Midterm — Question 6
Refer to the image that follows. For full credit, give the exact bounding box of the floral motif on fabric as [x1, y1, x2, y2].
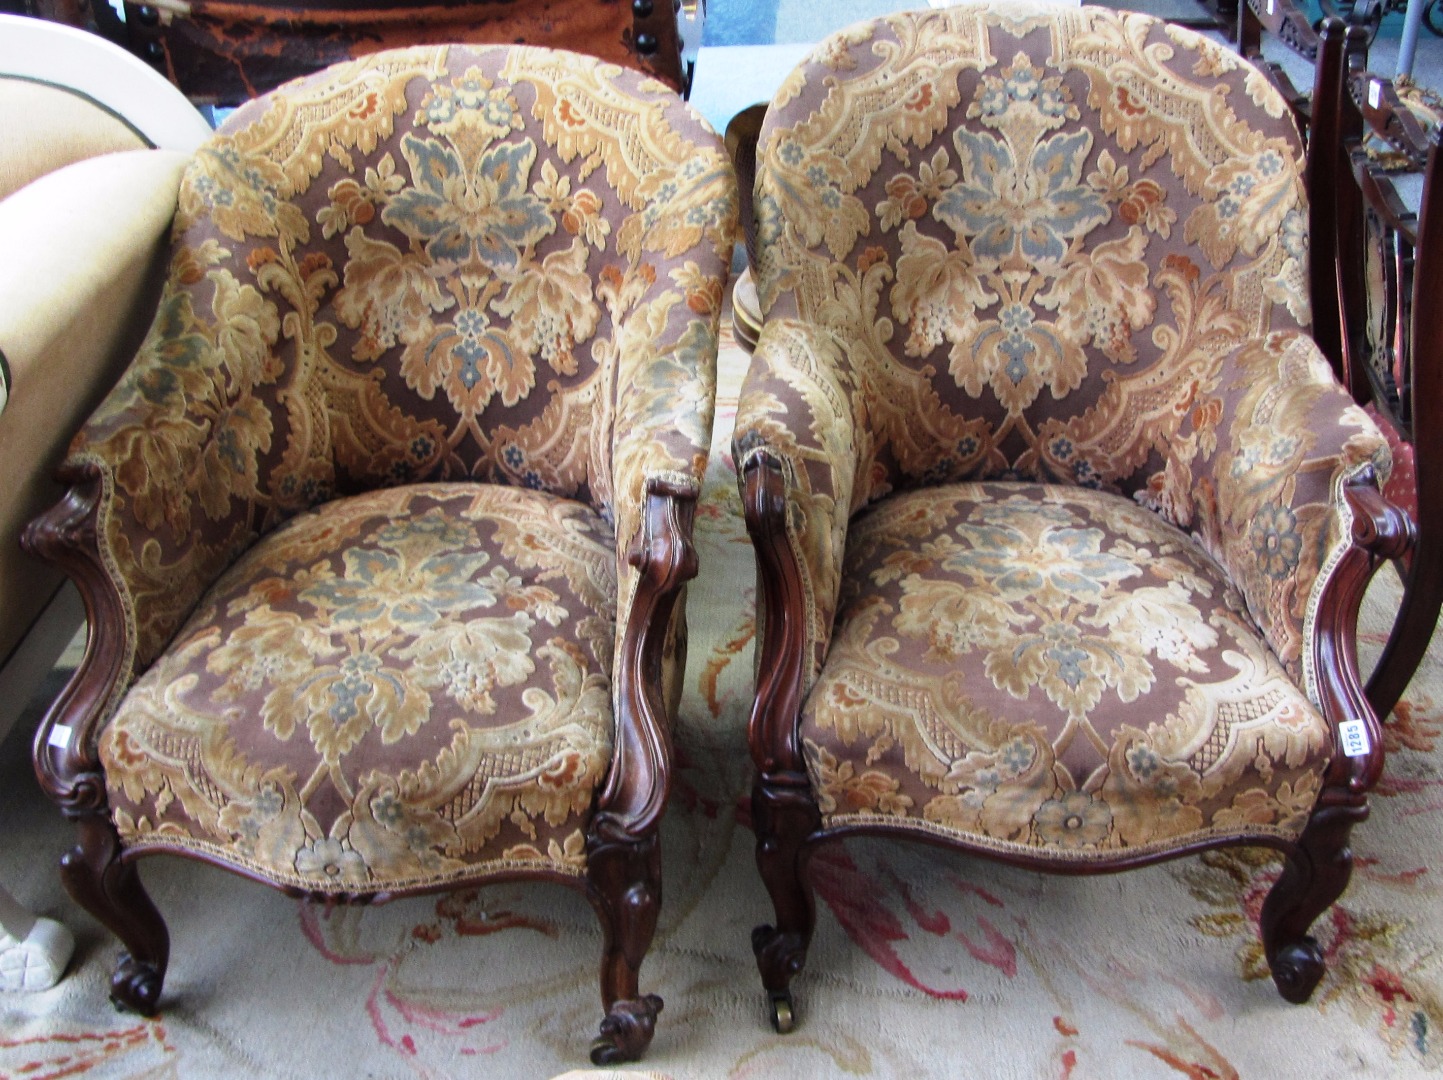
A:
[67, 45, 735, 679]
[737, 5, 1389, 690]
[100, 484, 616, 888]
[800, 483, 1332, 856]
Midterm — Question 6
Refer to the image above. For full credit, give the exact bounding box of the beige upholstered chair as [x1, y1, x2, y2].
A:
[25, 44, 735, 1062]
[0, 12, 210, 734]
[0, 11, 210, 991]
[733, 4, 1405, 1032]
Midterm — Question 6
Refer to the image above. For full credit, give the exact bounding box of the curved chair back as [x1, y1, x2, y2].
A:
[754, 4, 1311, 505]
[64, 44, 734, 674]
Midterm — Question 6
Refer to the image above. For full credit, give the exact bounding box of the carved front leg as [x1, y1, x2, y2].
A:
[585, 824, 663, 1064]
[580, 482, 698, 1062]
[24, 473, 169, 1012]
[1260, 800, 1368, 1003]
[751, 770, 822, 1033]
[61, 813, 170, 1013]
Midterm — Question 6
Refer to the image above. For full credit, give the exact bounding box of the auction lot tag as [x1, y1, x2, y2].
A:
[1339, 718, 1371, 758]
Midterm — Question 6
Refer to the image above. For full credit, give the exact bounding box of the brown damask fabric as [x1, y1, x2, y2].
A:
[102, 484, 615, 888]
[736, 4, 1388, 687]
[67, 45, 735, 683]
[733, 5, 1390, 855]
[58, 45, 734, 889]
[801, 483, 1331, 856]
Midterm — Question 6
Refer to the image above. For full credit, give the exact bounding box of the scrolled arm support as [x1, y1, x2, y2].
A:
[1347, 473, 1414, 560]
[593, 476, 700, 842]
[1312, 471, 1407, 798]
[740, 451, 810, 778]
[21, 463, 132, 819]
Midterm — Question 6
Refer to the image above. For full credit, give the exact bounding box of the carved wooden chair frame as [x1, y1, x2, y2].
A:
[27, 470, 700, 1062]
[741, 455, 1406, 1030]
[20, 43, 734, 1064]
[734, 8, 1409, 1034]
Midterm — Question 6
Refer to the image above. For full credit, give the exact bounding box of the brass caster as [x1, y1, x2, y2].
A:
[768, 991, 795, 1034]
[589, 1035, 621, 1066]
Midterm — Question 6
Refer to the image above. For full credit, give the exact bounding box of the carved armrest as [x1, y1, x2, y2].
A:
[1309, 475, 1411, 799]
[594, 478, 700, 841]
[23, 466, 133, 817]
[732, 318, 862, 775]
[1345, 42, 1430, 171]
[599, 233, 731, 838]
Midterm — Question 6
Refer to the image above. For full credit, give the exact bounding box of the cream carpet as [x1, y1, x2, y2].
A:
[1, 312, 1440, 1079]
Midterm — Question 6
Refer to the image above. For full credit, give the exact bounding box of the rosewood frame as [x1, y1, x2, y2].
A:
[740, 450, 1407, 1032]
[23, 468, 699, 1064]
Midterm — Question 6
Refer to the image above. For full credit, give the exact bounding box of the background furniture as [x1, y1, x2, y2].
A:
[23, 42, 734, 1062]
[1308, 19, 1441, 719]
[108, 0, 697, 104]
[734, 4, 1404, 1033]
[1238, 0, 1319, 131]
[0, 11, 210, 991]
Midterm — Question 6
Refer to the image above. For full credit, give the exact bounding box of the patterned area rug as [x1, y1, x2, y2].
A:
[1, 310, 1440, 1079]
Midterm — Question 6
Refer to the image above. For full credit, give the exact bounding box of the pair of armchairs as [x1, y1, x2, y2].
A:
[24, 4, 1401, 1063]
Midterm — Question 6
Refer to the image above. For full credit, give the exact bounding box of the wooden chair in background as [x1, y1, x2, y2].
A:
[1309, 19, 1441, 719]
[109, 0, 695, 104]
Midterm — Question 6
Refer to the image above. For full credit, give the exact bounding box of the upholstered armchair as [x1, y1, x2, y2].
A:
[733, 4, 1405, 1033]
[24, 44, 735, 1063]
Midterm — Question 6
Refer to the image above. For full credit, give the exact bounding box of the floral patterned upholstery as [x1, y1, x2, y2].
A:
[736, 5, 1390, 856]
[803, 483, 1331, 857]
[25, 46, 733, 1056]
[59, 45, 735, 890]
[26, 43, 734, 1060]
[102, 484, 617, 888]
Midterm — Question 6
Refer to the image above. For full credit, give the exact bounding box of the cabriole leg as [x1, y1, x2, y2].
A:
[60, 813, 169, 1014]
[585, 830, 663, 1064]
[1259, 801, 1368, 1003]
[750, 773, 821, 1034]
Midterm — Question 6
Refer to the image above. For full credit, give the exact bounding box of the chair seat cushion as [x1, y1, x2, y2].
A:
[801, 483, 1333, 862]
[100, 483, 618, 892]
